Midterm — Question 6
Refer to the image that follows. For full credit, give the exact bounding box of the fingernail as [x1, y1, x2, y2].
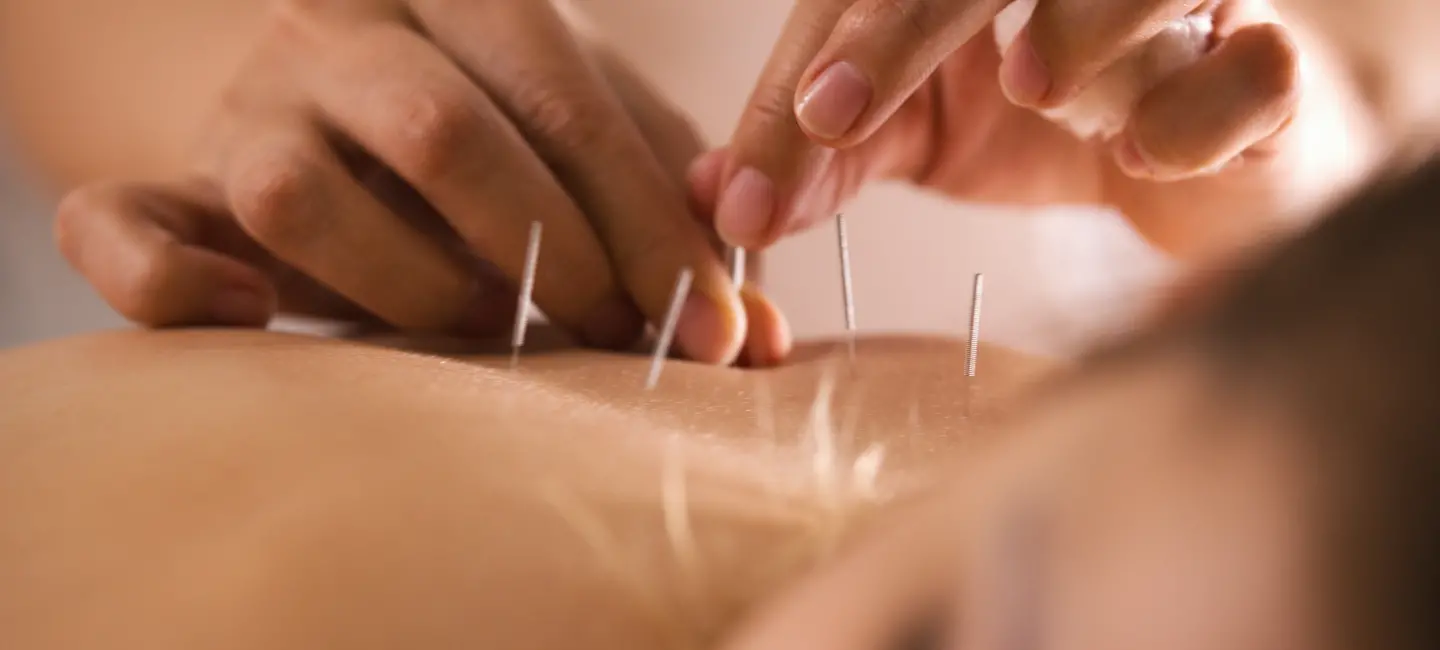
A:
[716, 166, 776, 247]
[1000, 38, 1052, 107]
[210, 288, 269, 325]
[797, 61, 873, 140]
[580, 299, 645, 350]
[1114, 135, 1155, 178]
[675, 291, 736, 365]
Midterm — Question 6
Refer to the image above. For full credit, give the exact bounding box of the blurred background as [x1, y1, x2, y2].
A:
[0, 0, 1169, 354]
[1, 130, 128, 345]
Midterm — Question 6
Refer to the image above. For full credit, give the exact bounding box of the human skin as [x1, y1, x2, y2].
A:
[0, 329, 1049, 650]
[705, 0, 1439, 260]
[8, 1, 1436, 369]
[0, 328, 1332, 650]
[1, 0, 757, 364]
[717, 156, 1440, 650]
[720, 351, 1327, 650]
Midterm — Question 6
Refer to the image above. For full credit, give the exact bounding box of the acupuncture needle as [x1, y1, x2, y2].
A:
[966, 273, 985, 378]
[836, 214, 858, 361]
[646, 267, 694, 390]
[509, 221, 543, 370]
[729, 246, 747, 288]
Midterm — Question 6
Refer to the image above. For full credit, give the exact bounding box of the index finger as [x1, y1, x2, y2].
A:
[717, 0, 854, 249]
[722, 0, 1018, 251]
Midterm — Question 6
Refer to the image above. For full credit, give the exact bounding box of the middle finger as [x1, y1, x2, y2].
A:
[409, 0, 746, 365]
[301, 22, 644, 348]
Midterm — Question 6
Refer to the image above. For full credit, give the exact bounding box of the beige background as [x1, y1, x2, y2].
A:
[0, 0, 1168, 353]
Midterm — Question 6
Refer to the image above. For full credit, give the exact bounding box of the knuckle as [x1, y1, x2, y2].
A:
[385, 89, 479, 181]
[265, 0, 327, 47]
[745, 80, 803, 127]
[230, 154, 327, 249]
[521, 87, 618, 153]
[869, 0, 934, 41]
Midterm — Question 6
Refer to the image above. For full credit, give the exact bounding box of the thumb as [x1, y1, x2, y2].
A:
[792, 0, 1009, 147]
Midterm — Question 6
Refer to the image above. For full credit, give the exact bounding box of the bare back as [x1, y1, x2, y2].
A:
[0, 330, 1049, 650]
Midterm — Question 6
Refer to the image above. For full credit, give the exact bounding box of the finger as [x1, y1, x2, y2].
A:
[590, 46, 741, 269]
[409, 0, 745, 364]
[589, 44, 708, 189]
[590, 45, 795, 366]
[220, 117, 483, 333]
[694, 149, 795, 367]
[1004, 0, 1207, 109]
[55, 181, 278, 327]
[685, 145, 793, 367]
[736, 283, 793, 368]
[687, 148, 729, 219]
[1113, 22, 1300, 180]
[717, 0, 854, 250]
[591, 50, 748, 273]
[792, 0, 1008, 147]
[297, 24, 642, 349]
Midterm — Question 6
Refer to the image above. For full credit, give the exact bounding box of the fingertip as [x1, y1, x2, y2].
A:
[1226, 22, 1302, 103]
[675, 285, 746, 366]
[119, 246, 273, 328]
[740, 283, 792, 367]
[716, 166, 778, 248]
[1125, 20, 1301, 180]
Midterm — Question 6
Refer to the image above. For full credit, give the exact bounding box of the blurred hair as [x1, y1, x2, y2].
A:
[1149, 157, 1440, 650]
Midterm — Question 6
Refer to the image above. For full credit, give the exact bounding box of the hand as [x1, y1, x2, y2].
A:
[55, 0, 789, 365]
[698, 0, 1376, 260]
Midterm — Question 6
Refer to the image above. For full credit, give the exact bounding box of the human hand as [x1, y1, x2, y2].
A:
[698, 0, 1372, 260]
[55, 0, 789, 365]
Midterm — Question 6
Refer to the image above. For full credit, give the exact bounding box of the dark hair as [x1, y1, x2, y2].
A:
[1180, 157, 1440, 650]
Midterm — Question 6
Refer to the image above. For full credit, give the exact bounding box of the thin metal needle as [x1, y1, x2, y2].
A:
[510, 221, 543, 370]
[966, 273, 985, 377]
[728, 246, 747, 288]
[646, 267, 694, 390]
[836, 214, 858, 361]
